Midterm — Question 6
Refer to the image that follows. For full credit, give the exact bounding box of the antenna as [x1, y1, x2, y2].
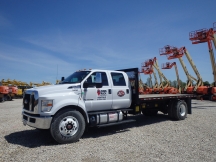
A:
[56, 64, 58, 80]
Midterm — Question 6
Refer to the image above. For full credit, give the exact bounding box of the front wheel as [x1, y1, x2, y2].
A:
[50, 110, 85, 144]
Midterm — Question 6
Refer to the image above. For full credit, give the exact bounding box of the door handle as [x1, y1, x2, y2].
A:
[126, 89, 129, 94]
[108, 89, 112, 94]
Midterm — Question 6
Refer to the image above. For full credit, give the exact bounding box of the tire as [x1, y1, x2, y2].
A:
[50, 110, 85, 144]
[7, 95, 12, 101]
[0, 97, 3, 103]
[142, 109, 158, 116]
[4, 96, 7, 101]
[172, 100, 187, 120]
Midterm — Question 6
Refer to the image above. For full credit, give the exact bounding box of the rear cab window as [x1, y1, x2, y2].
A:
[111, 72, 126, 86]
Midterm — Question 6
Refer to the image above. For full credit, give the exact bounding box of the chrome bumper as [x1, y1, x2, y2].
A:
[22, 111, 52, 129]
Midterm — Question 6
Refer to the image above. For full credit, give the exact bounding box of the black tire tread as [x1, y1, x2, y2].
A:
[50, 110, 85, 144]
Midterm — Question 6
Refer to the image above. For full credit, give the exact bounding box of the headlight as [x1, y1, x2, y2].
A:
[41, 100, 53, 112]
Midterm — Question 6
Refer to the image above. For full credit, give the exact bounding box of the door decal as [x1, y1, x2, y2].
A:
[117, 90, 125, 97]
[97, 89, 107, 100]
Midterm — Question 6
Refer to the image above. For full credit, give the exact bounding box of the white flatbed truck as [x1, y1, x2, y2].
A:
[22, 68, 194, 144]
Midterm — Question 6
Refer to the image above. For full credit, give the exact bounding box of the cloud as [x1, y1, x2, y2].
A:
[0, 43, 80, 83]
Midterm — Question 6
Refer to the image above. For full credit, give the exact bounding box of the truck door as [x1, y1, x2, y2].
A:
[110, 72, 131, 109]
[82, 71, 112, 112]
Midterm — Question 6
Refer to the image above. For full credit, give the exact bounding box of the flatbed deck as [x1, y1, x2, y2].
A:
[139, 94, 195, 100]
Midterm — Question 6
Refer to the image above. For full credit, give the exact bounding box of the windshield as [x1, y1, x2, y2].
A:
[59, 71, 91, 84]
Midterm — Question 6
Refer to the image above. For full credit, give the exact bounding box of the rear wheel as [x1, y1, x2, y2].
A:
[172, 100, 187, 120]
[50, 110, 85, 144]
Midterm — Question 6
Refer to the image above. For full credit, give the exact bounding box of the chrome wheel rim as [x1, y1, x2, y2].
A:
[179, 104, 186, 116]
[59, 116, 79, 137]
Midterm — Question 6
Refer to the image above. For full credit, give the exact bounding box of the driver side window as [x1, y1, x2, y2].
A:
[86, 72, 108, 87]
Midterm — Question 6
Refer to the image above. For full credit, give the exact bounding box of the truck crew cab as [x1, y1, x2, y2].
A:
[22, 68, 193, 144]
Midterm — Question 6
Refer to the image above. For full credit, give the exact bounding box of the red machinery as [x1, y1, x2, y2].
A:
[162, 62, 182, 93]
[0, 83, 9, 102]
[142, 57, 178, 94]
[160, 45, 203, 94]
[1, 79, 18, 101]
[189, 22, 216, 100]
[140, 66, 154, 94]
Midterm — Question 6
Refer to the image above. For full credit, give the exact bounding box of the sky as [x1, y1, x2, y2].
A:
[0, 0, 216, 85]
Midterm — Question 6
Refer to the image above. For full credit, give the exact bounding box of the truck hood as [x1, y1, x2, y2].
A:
[26, 84, 81, 96]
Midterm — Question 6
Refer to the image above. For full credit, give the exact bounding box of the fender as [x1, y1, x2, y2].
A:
[40, 92, 88, 122]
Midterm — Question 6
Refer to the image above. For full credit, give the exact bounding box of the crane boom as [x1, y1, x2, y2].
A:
[151, 57, 170, 88]
[152, 68, 159, 89]
[183, 48, 203, 87]
[142, 62, 159, 89]
[178, 57, 193, 91]
[160, 45, 203, 92]
[213, 22, 216, 48]
[162, 62, 182, 93]
[188, 22, 216, 100]
[189, 24, 216, 86]
[174, 63, 181, 93]
[149, 74, 153, 88]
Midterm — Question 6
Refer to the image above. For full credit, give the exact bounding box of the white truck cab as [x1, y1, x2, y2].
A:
[22, 69, 132, 144]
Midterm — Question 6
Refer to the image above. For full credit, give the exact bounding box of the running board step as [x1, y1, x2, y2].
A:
[97, 119, 136, 128]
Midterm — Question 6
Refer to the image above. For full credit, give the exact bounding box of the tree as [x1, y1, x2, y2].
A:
[180, 80, 186, 89]
[171, 80, 177, 88]
[203, 81, 210, 86]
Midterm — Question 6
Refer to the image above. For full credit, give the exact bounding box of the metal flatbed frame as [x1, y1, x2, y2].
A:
[139, 94, 195, 100]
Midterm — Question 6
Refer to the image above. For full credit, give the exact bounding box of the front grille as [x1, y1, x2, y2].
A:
[31, 94, 35, 112]
[23, 93, 36, 112]
[23, 94, 30, 110]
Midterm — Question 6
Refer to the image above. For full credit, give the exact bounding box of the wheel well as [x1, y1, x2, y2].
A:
[53, 105, 88, 124]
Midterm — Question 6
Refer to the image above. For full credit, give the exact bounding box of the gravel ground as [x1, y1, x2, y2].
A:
[0, 99, 216, 162]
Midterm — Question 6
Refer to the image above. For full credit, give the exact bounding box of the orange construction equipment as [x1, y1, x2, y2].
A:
[1, 79, 18, 101]
[160, 45, 200, 94]
[138, 70, 153, 94]
[142, 57, 178, 94]
[189, 22, 216, 100]
[0, 82, 9, 102]
[142, 62, 162, 93]
[162, 62, 182, 93]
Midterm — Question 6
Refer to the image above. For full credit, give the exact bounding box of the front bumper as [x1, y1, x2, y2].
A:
[22, 111, 52, 129]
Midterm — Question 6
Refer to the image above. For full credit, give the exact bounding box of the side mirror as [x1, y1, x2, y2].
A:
[61, 77, 65, 81]
[83, 81, 88, 88]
